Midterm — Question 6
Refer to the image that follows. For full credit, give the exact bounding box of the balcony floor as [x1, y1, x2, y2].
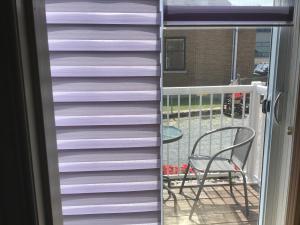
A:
[164, 183, 259, 225]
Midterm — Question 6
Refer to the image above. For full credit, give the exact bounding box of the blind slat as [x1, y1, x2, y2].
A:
[48, 40, 160, 51]
[46, 12, 160, 25]
[55, 114, 160, 126]
[51, 66, 160, 77]
[59, 159, 160, 172]
[53, 91, 160, 102]
[61, 181, 160, 194]
[62, 202, 160, 215]
[57, 137, 160, 150]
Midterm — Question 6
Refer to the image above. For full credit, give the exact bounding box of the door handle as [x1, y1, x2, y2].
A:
[274, 92, 283, 125]
[262, 99, 271, 114]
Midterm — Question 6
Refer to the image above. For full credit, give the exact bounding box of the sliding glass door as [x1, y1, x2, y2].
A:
[162, 1, 299, 224]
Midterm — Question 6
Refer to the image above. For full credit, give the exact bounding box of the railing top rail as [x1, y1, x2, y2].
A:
[163, 85, 254, 95]
[256, 85, 268, 95]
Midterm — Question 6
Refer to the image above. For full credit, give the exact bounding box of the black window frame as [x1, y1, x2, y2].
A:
[164, 37, 186, 72]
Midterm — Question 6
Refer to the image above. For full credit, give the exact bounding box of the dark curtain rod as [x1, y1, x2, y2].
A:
[164, 6, 294, 23]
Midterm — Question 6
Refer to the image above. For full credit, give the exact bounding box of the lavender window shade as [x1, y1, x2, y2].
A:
[165, 0, 294, 26]
[45, 0, 161, 224]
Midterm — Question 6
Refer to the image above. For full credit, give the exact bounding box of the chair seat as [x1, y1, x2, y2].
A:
[189, 156, 239, 172]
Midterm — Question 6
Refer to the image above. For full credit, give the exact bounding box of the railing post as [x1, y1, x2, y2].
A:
[247, 81, 264, 183]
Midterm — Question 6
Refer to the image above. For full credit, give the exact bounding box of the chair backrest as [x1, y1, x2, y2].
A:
[231, 127, 255, 170]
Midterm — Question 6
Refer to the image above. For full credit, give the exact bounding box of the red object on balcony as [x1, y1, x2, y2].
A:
[234, 92, 242, 100]
[181, 164, 194, 173]
[163, 165, 179, 175]
[163, 164, 195, 175]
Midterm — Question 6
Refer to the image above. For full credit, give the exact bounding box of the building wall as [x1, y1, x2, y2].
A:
[163, 29, 256, 87]
[237, 29, 257, 84]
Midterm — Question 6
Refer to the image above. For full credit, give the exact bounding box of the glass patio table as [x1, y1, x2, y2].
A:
[163, 126, 183, 206]
[163, 125, 183, 144]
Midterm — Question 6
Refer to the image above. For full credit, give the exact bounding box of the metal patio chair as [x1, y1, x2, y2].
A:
[179, 126, 255, 219]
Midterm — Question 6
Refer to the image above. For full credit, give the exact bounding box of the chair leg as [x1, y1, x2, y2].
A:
[241, 172, 249, 216]
[189, 176, 205, 219]
[228, 171, 233, 195]
[179, 162, 190, 194]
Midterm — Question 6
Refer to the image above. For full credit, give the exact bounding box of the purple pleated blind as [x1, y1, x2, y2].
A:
[164, 0, 294, 25]
[45, 0, 161, 224]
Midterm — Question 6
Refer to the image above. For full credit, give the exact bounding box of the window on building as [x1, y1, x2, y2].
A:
[164, 38, 186, 71]
[255, 28, 272, 58]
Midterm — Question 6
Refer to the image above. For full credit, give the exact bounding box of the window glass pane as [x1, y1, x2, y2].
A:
[165, 38, 185, 71]
[166, 52, 185, 70]
[164, 27, 272, 85]
[256, 28, 272, 58]
[163, 27, 274, 224]
[166, 39, 185, 51]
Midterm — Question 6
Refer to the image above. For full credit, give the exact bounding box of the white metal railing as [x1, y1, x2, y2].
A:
[163, 82, 267, 183]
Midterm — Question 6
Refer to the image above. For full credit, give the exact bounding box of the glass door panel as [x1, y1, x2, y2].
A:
[162, 24, 297, 225]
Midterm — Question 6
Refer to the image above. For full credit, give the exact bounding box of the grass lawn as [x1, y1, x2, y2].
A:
[163, 104, 221, 113]
[163, 94, 223, 113]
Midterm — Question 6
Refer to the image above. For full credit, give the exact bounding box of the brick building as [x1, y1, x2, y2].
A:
[163, 28, 257, 87]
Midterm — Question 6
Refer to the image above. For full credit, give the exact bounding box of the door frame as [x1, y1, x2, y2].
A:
[12, 0, 63, 224]
[285, 0, 300, 224]
[285, 88, 300, 225]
